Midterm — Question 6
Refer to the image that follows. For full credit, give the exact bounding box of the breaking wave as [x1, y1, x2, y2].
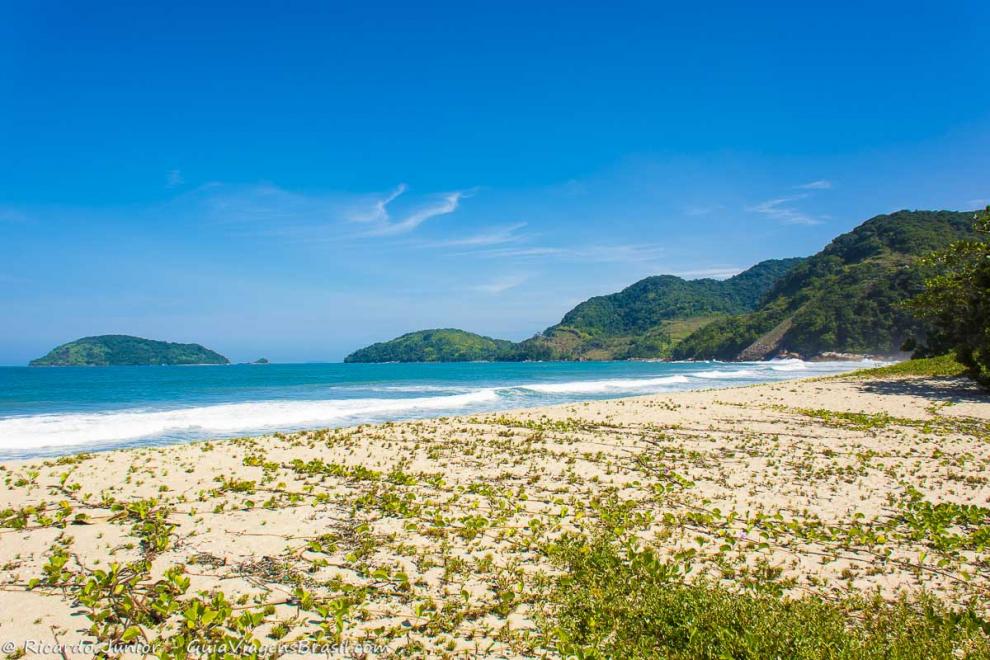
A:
[515, 375, 691, 394]
[0, 390, 499, 451]
[0, 357, 886, 456]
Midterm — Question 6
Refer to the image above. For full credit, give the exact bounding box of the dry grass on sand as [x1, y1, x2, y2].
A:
[2, 368, 990, 657]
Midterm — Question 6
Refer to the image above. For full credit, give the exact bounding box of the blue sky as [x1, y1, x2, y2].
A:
[1, 1, 989, 364]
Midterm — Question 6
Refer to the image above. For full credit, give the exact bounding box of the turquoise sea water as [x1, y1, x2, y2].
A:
[0, 359, 879, 459]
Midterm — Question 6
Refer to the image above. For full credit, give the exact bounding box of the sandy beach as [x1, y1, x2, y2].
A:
[1, 369, 989, 657]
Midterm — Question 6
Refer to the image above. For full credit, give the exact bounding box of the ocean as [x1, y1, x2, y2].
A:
[0, 359, 880, 459]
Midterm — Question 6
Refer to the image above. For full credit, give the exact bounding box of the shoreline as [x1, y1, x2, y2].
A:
[1, 369, 987, 655]
[0, 376, 784, 465]
[0, 358, 883, 461]
[11, 350, 900, 368]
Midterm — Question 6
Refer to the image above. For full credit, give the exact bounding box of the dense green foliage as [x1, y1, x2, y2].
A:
[844, 353, 967, 379]
[346, 210, 980, 363]
[673, 211, 978, 360]
[508, 258, 803, 360]
[345, 261, 802, 362]
[544, 528, 990, 658]
[558, 258, 802, 334]
[29, 335, 230, 366]
[906, 208, 990, 385]
[343, 329, 514, 363]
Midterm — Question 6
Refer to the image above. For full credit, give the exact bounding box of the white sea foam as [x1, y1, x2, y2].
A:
[516, 375, 690, 394]
[359, 385, 469, 393]
[0, 390, 499, 451]
[691, 369, 758, 379]
[767, 359, 809, 372]
[0, 359, 891, 456]
[330, 383, 468, 393]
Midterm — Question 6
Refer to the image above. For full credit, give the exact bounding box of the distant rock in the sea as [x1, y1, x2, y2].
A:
[254, 358, 270, 364]
[29, 335, 230, 367]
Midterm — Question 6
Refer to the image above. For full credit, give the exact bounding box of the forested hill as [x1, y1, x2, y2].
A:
[343, 329, 514, 363]
[30, 335, 230, 366]
[344, 259, 803, 362]
[506, 258, 803, 360]
[344, 210, 978, 363]
[672, 210, 978, 360]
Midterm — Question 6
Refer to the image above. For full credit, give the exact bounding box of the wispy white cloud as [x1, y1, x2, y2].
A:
[669, 266, 744, 279]
[795, 179, 832, 190]
[191, 182, 319, 226]
[470, 246, 565, 259]
[585, 243, 667, 263]
[360, 189, 465, 237]
[174, 181, 467, 240]
[470, 273, 530, 294]
[346, 183, 407, 223]
[683, 204, 723, 217]
[166, 169, 185, 188]
[467, 242, 665, 263]
[748, 193, 823, 226]
[417, 222, 528, 249]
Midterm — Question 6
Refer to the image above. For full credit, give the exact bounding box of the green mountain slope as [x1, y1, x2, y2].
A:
[30, 335, 230, 366]
[672, 210, 978, 360]
[507, 258, 803, 360]
[344, 329, 514, 363]
[344, 259, 802, 362]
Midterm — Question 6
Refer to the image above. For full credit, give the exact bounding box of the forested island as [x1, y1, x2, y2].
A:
[344, 329, 513, 363]
[29, 335, 230, 366]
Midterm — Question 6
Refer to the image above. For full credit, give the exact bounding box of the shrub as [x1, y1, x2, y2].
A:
[541, 531, 990, 658]
[908, 207, 990, 385]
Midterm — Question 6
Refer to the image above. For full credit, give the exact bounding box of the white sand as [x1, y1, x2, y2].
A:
[0, 372, 987, 657]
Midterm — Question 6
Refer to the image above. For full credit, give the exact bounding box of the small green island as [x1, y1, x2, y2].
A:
[29, 335, 230, 367]
[344, 329, 514, 362]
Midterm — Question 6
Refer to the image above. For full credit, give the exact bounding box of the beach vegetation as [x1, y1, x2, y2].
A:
[907, 207, 990, 385]
[845, 353, 967, 378]
[541, 526, 990, 659]
[5, 373, 990, 656]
